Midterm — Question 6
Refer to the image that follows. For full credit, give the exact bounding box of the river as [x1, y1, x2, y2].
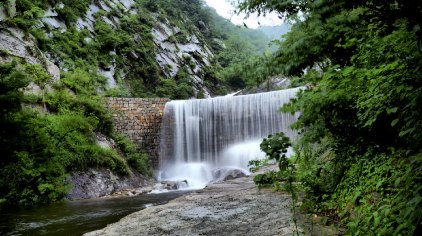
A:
[0, 191, 189, 236]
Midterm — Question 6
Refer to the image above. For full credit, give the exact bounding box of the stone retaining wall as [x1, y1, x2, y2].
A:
[106, 98, 170, 168]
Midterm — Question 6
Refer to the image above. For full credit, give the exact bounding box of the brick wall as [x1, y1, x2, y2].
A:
[106, 98, 170, 168]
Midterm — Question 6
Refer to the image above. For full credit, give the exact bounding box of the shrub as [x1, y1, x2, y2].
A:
[113, 133, 152, 176]
[127, 153, 153, 177]
[253, 171, 281, 187]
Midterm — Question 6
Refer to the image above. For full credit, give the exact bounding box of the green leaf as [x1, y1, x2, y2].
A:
[394, 177, 402, 187]
[376, 181, 383, 189]
[373, 212, 380, 227]
[387, 107, 398, 114]
[391, 119, 399, 127]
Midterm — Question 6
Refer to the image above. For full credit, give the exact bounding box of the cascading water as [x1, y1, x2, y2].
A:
[158, 87, 302, 189]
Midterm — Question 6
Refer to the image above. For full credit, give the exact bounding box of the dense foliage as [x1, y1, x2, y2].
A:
[239, 0, 422, 234]
[0, 61, 141, 207]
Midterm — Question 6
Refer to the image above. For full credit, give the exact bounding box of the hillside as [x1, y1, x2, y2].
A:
[258, 23, 291, 41]
[1, 0, 271, 98]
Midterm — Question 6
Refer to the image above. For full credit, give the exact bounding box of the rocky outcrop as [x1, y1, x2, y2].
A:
[67, 168, 154, 200]
[0, 28, 41, 64]
[0, 27, 60, 82]
[1, 0, 221, 96]
[0, 26, 60, 98]
[33, 0, 216, 93]
[152, 19, 213, 98]
[39, 0, 137, 88]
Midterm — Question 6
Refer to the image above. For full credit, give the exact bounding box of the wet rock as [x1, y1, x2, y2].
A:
[212, 167, 249, 182]
[110, 186, 153, 198]
[67, 168, 154, 200]
[153, 180, 188, 191]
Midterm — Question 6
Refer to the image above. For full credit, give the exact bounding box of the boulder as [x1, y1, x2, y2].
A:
[160, 180, 188, 190]
[212, 167, 249, 182]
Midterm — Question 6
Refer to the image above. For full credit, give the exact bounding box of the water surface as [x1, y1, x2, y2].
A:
[0, 191, 188, 236]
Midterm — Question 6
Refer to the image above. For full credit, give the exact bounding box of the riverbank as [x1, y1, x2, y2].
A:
[84, 165, 300, 236]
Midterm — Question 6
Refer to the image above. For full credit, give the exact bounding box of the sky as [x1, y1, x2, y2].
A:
[204, 0, 283, 29]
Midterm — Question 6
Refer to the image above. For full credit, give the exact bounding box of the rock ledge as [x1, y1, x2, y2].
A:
[84, 165, 301, 236]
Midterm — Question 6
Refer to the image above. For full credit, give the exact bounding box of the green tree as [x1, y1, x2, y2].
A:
[0, 61, 31, 160]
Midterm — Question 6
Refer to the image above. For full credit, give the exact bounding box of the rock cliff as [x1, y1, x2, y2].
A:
[0, 0, 219, 98]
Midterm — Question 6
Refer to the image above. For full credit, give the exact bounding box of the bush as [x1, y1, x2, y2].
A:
[127, 153, 152, 177]
[1, 151, 69, 207]
[332, 153, 422, 234]
[253, 171, 281, 187]
[251, 132, 293, 188]
[113, 134, 152, 176]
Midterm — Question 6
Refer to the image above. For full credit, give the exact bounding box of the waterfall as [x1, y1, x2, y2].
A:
[158, 87, 302, 189]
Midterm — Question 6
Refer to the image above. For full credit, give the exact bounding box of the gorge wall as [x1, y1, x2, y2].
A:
[106, 97, 170, 167]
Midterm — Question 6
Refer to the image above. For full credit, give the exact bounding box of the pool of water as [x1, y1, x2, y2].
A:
[0, 191, 189, 236]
